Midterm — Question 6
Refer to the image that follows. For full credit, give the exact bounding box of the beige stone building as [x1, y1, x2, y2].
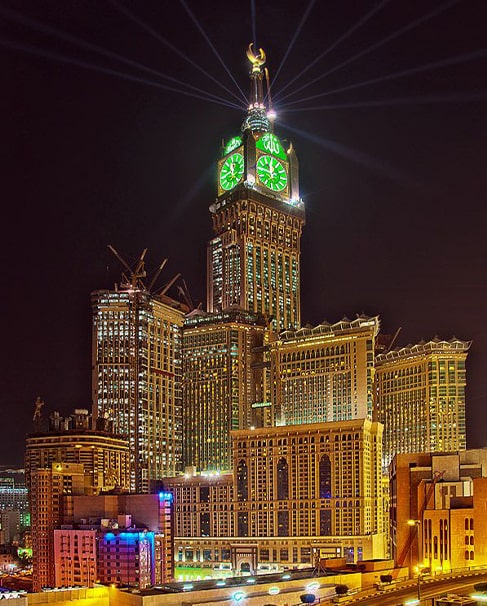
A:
[270, 315, 379, 426]
[376, 338, 470, 468]
[182, 309, 267, 472]
[164, 418, 387, 569]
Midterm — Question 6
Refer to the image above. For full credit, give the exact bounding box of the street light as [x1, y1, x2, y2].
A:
[408, 520, 423, 604]
[407, 520, 422, 578]
[413, 565, 424, 604]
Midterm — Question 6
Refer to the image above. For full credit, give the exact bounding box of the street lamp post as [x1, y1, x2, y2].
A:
[407, 519, 423, 604]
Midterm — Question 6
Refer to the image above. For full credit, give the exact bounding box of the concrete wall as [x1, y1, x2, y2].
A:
[108, 573, 361, 606]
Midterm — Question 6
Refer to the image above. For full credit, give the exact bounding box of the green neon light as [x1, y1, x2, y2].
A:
[220, 152, 244, 191]
[223, 136, 242, 155]
[256, 155, 288, 192]
[256, 133, 286, 160]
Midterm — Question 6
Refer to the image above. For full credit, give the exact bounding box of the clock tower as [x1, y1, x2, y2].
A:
[208, 45, 305, 330]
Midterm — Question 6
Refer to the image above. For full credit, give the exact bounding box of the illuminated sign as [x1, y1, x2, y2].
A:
[256, 133, 287, 160]
[224, 136, 242, 155]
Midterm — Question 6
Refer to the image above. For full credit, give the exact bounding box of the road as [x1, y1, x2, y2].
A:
[346, 571, 487, 606]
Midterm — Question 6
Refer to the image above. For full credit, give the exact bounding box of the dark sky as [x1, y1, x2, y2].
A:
[2, 0, 486, 465]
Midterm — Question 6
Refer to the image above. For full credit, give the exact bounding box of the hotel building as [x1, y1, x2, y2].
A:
[182, 309, 267, 471]
[92, 287, 186, 492]
[376, 337, 470, 468]
[164, 419, 387, 568]
[270, 315, 379, 426]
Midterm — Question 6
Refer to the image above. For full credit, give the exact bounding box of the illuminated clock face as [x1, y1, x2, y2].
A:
[219, 152, 244, 191]
[256, 155, 288, 192]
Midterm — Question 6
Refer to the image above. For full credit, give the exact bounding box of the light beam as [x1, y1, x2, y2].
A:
[273, 0, 389, 99]
[111, 0, 246, 107]
[0, 4, 242, 110]
[179, 0, 248, 104]
[280, 121, 420, 187]
[282, 90, 487, 112]
[281, 49, 487, 107]
[277, 0, 463, 104]
[272, 0, 316, 86]
[0, 37, 241, 109]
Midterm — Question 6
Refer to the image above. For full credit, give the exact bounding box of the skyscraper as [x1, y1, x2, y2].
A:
[376, 337, 470, 468]
[270, 315, 379, 425]
[30, 462, 85, 591]
[207, 45, 305, 331]
[92, 266, 186, 492]
[182, 309, 266, 471]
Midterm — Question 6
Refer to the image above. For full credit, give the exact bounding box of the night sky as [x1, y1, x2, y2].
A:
[2, 1, 486, 465]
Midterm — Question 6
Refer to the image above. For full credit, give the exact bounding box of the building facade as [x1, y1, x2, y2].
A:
[390, 450, 487, 574]
[0, 469, 29, 530]
[62, 493, 174, 586]
[30, 463, 86, 591]
[270, 315, 379, 426]
[207, 47, 305, 332]
[376, 338, 470, 468]
[182, 309, 267, 471]
[92, 288, 186, 492]
[164, 419, 387, 569]
[25, 411, 130, 494]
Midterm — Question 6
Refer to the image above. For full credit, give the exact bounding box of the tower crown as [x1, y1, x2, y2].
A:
[242, 44, 271, 134]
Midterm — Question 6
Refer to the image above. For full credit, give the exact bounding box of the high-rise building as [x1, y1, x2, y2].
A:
[25, 409, 130, 494]
[376, 337, 470, 468]
[92, 284, 186, 492]
[207, 46, 305, 331]
[390, 450, 487, 574]
[164, 418, 387, 568]
[181, 47, 305, 471]
[30, 462, 85, 591]
[270, 315, 379, 426]
[182, 309, 267, 471]
[0, 468, 29, 529]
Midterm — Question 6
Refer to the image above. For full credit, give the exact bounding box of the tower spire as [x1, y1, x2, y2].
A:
[242, 44, 271, 133]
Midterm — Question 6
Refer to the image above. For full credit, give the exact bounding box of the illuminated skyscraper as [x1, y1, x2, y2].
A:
[182, 309, 266, 471]
[207, 45, 305, 331]
[270, 315, 379, 426]
[30, 463, 85, 592]
[376, 337, 470, 468]
[92, 270, 186, 492]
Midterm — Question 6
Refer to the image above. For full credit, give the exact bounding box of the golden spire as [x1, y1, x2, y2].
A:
[246, 43, 266, 74]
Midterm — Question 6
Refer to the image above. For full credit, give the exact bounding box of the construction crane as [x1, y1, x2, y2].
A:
[108, 244, 147, 290]
[395, 469, 446, 571]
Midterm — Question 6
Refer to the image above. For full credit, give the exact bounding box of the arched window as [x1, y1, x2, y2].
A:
[237, 460, 248, 501]
[319, 455, 332, 499]
[277, 458, 289, 500]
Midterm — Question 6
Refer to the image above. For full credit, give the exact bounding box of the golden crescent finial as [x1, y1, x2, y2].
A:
[246, 43, 266, 73]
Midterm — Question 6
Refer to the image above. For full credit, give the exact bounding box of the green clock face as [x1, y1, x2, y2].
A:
[219, 152, 244, 191]
[256, 155, 288, 192]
